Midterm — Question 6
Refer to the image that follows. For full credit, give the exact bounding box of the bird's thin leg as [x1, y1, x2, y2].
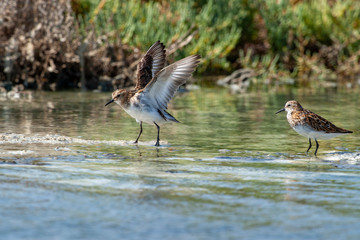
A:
[154, 122, 160, 147]
[306, 138, 312, 154]
[134, 122, 143, 144]
[314, 139, 319, 156]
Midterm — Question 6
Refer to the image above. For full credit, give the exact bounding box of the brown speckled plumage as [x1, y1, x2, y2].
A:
[110, 89, 136, 108]
[285, 101, 352, 133]
[135, 41, 166, 90]
[276, 100, 352, 156]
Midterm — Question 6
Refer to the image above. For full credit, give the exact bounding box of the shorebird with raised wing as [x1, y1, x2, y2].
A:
[105, 41, 201, 146]
[276, 100, 352, 156]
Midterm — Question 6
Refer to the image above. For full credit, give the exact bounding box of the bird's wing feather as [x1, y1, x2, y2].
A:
[143, 55, 201, 109]
[135, 41, 166, 90]
[304, 110, 352, 133]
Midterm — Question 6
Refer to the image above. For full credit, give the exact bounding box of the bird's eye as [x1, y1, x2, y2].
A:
[287, 104, 291, 107]
[117, 94, 121, 98]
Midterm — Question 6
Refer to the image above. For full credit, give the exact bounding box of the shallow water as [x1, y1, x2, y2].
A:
[0, 88, 359, 240]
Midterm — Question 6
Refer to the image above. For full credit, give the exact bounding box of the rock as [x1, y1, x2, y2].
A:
[217, 69, 254, 93]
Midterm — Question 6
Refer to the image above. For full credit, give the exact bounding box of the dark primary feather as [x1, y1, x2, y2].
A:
[135, 41, 166, 90]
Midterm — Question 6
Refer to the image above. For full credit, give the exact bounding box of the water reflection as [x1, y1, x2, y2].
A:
[0, 88, 359, 239]
[1, 88, 358, 153]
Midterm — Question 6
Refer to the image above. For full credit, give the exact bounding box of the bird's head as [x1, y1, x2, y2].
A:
[105, 89, 127, 107]
[275, 100, 303, 114]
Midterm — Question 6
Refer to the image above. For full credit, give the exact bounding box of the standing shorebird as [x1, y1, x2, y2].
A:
[105, 41, 201, 146]
[275, 100, 352, 156]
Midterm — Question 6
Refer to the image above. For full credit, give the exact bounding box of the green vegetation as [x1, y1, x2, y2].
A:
[79, 0, 251, 72]
[1, 0, 360, 91]
[72, 0, 360, 86]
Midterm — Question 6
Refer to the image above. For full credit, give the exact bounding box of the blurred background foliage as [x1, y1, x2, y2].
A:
[77, 0, 252, 72]
[1, 0, 360, 91]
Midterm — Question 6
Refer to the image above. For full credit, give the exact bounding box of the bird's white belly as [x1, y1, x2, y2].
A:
[123, 105, 166, 125]
[293, 124, 345, 140]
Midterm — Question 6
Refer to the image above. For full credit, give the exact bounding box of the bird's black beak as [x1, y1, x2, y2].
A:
[105, 99, 114, 107]
[275, 108, 285, 114]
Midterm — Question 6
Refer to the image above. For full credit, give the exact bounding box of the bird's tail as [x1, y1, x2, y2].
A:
[164, 110, 180, 123]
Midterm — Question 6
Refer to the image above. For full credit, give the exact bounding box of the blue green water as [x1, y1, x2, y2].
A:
[0, 87, 359, 240]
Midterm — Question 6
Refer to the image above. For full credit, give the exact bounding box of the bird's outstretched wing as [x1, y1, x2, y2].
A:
[135, 41, 166, 90]
[143, 55, 201, 109]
